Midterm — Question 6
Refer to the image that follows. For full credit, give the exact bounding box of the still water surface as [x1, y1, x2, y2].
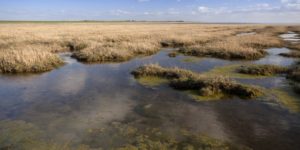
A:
[0, 34, 300, 150]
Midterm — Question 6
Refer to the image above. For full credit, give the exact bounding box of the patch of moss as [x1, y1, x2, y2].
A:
[0, 120, 78, 150]
[181, 56, 203, 63]
[136, 76, 169, 87]
[186, 90, 227, 101]
[204, 64, 269, 79]
[83, 122, 250, 150]
[270, 89, 300, 113]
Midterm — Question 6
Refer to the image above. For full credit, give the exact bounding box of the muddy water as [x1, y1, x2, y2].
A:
[0, 34, 300, 150]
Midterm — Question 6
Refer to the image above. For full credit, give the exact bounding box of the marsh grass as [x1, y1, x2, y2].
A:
[287, 44, 300, 51]
[179, 33, 283, 60]
[132, 64, 263, 99]
[0, 47, 64, 73]
[0, 23, 297, 73]
[204, 65, 270, 79]
[237, 64, 288, 76]
[279, 51, 300, 58]
[71, 41, 160, 63]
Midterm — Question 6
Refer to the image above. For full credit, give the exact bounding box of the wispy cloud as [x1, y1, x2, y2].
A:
[0, 0, 299, 23]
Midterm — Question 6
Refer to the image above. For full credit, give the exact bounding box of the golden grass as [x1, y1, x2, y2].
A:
[0, 46, 64, 73]
[0, 23, 297, 73]
[287, 44, 300, 51]
[179, 33, 283, 60]
[204, 64, 273, 79]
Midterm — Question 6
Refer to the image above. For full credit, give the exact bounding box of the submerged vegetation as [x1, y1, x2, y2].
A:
[0, 120, 83, 150]
[83, 121, 251, 150]
[271, 89, 300, 112]
[132, 64, 263, 99]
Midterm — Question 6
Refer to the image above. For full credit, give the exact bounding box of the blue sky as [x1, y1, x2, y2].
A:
[0, 0, 299, 23]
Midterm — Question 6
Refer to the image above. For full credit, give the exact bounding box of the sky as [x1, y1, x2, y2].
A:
[0, 0, 300, 23]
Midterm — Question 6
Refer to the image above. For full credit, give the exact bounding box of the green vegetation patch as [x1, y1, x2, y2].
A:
[83, 122, 251, 150]
[0, 120, 77, 150]
[186, 90, 227, 101]
[270, 89, 300, 113]
[132, 64, 263, 100]
[204, 64, 271, 79]
[136, 76, 169, 87]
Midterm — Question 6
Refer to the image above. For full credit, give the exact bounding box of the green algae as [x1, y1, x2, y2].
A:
[83, 122, 251, 150]
[181, 56, 203, 63]
[136, 76, 169, 87]
[185, 90, 227, 101]
[204, 64, 279, 79]
[0, 120, 82, 150]
[270, 89, 300, 113]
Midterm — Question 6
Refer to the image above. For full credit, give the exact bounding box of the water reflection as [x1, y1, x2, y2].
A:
[280, 31, 300, 43]
[254, 48, 296, 66]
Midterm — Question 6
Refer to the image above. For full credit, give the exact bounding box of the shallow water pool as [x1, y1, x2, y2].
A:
[0, 34, 300, 150]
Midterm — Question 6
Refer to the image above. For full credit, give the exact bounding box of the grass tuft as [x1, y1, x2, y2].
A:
[0, 47, 64, 73]
[178, 32, 283, 60]
[132, 64, 263, 99]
